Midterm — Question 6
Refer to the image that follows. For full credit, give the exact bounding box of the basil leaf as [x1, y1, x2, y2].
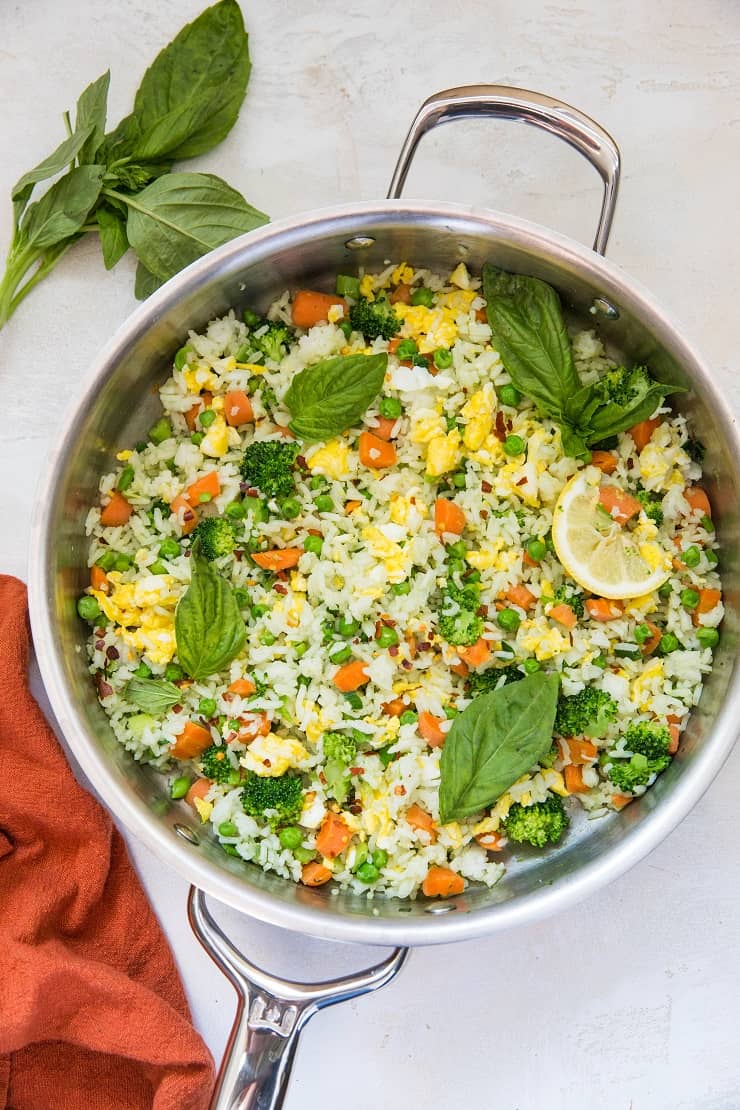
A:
[175, 544, 246, 680]
[104, 0, 250, 163]
[134, 260, 164, 300]
[438, 671, 560, 824]
[96, 204, 129, 270]
[482, 263, 582, 424]
[75, 71, 110, 164]
[12, 124, 96, 222]
[285, 353, 388, 441]
[122, 172, 268, 283]
[584, 381, 685, 446]
[18, 165, 104, 251]
[124, 676, 181, 714]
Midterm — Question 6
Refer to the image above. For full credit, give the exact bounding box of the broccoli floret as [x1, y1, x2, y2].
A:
[439, 608, 484, 647]
[554, 687, 618, 739]
[553, 584, 585, 618]
[622, 721, 672, 760]
[200, 744, 237, 784]
[240, 440, 300, 500]
[595, 364, 654, 408]
[685, 437, 705, 464]
[195, 516, 237, 560]
[241, 771, 303, 828]
[468, 665, 523, 696]
[606, 752, 670, 793]
[348, 296, 400, 341]
[252, 320, 293, 363]
[322, 731, 359, 805]
[538, 741, 559, 769]
[503, 796, 569, 848]
[635, 488, 664, 527]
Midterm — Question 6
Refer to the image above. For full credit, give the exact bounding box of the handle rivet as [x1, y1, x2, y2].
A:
[591, 297, 620, 319]
[345, 236, 375, 250]
[425, 902, 455, 914]
[174, 823, 200, 845]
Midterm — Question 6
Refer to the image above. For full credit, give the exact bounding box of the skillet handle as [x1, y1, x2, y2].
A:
[188, 887, 409, 1110]
[387, 84, 621, 255]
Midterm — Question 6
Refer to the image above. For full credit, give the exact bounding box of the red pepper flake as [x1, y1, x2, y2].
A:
[318, 771, 327, 784]
[172, 704, 182, 714]
[401, 658, 412, 670]
[183, 508, 196, 522]
[234, 550, 243, 561]
[389, 644, 400, 657]
[494, 411, 507, 442]
[307, 528, 322, 537]
[274, 583, 288, 595]
[481, 480, 493, 493]
[349, 766, 364, 776]
[263, 758, 271, 768]
[296, 455, 307, 469]
[348, 801, 363, 815]
[480, 509, 489, 520]
[94, 639, 105, 651]
[246, 487, 259, 497]
[516, 476, 528, 487]
[506, 418, 513, 432]
[97, 677, 113, 698]
[394, 785, 406, 796]
[417, 641, 430, 652]
[477, 605, 488, 617]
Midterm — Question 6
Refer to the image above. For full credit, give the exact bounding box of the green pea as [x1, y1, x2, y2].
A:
[344, 691, 363, 710]
[400, 710, 418, 725]
[658, 581, 673, 598]
[377, 625, 400, 648]
[660, 632, 680, 654]
[294, 846, 317, 864]
[309, 475, 326, 490]
[199, 409, 217, 428]
[113, 552, 133, 572]
[148, 417, 172, 445]
[448, 557, 466, 576]
[697, 627, 719, 648]
[219, 821, 239, 838]
[681, 588, 700, 610]
[396, 338, 418, 359]
[701, 515, 714, 533]
[197, 492, 212, 504]
[329, 643, 352, 664]
[523, 658, 541, 674]
[170, 776, 191, 799]
[243, 308, 261, 329]
[336, 274, 360, 298]
[634, 624, 652, 645]
[592, 653, 608, 669]
[706, 549, 719, 566]
[279, 826, 304, 850]
[465, 569, 481, 584]
[526, 539, 547, 562]
[379, 396, 402, 419]
[338, 615, 360, 636]
[444, 705, 459, 719]
[77, 596, 101, 622]
[174, 346, 192, 371]
[351, 842, 369, 871]
[117, 465, 135, 492]
[498, 384, 521, 407]
[497, 608, 521, 632]
[294, 641, 309, 659]
[232, 587, 250, 609]
[199, 698, 217, 717]
[503, 434, 526, 457]
[225, 501, 247, 519]
[222, 843, 241, 857]
[356, 861, 380, 883]
[149, 560, 168, 575]
[165, 663, 184, 681]
[377, 745, 394, 767]
[260, 630, 277, 646]
[133, 661, 152, 678]
[410, 287, 434, 307]
[244, 496, 269, 522]
[452, 472, 467, 488]
[682, 545, 701, 568]
[371, 849, 388, 869]
[280, 498, 302, 520]
[447, 540, 467, 559]
[96, 550, 117, 572]
[315, 494, 334, 512]
[391, 580, 411, 595]
[339, 319, 353, 339]
[304, 534, 323, 555]
[191, 432, 205, 446]
[159, 537, 181, 560]
[433, 347, 453, 369]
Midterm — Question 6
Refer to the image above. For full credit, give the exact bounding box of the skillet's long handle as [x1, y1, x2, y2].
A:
[188, 887, 409, 1110]
[387, 84, 621, 255]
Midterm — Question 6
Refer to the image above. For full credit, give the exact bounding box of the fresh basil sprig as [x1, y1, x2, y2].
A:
[482, 263, 684, 459]
[284, 353, 388, 441]
[124, 676, 182, 714]
[175, 543, 246, 680]
[0, 0, 266, 329]
[438, 671, 560, 824]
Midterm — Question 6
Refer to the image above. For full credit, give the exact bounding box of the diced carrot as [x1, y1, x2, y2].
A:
[382, 698, 405, 717]
[185, 391, 213, 432]
[598, 485, 642, 525]
[612, 793, 633, 810]
[276, 425, 296, 439]
[549, 603, 577, 628]
[301, 861, 333, 886]
[236, 713, 270, 743]
[171, 721, 213, 759]
[315, 812, 352, 859]
[434, 498, 466, 537]
[458, 638, 492, 669]
[422, 866, 464, 898]
[291, 290, 347, 329]
[476, 831, 505, 852]
[345, 499, 362, 514]
[390, 284, 411, 305]
[223, 389, 254, 427]
[684, 486, 712, 519]
[185, 470, 220, 505]
[629, 417, 661, 452]
[359, 431, 397, 469]
[590, 450, 618, 474]
[523, 550, 539, 568]
[450, 660, 469, 678]
[251, 548, 303, 571]
[185, 778, 211, 807]
[641, 619, 662, 655]
[171, 494, 199, 535]
[405, 803, 437, 841]
[475, 307, 488, 323]
[90, 565, 109, 592]
[585, 598, 624, 622]
[559, 738, 598, 765]
[228, 678, 256, 697]
[507, 583, 536, 611]
[564, 764, 587, 793]
[668, 723, 681, 755]
[417, 712, 447, 749]
[373, 416, 400, 442]
[693, 588, 722, 626]
[100, 491, 133, 527]
[387, 337, 403, 353]
[332, 660, 370, 692]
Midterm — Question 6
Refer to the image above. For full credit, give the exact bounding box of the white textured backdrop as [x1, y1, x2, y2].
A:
[2, 2, 739, 1107]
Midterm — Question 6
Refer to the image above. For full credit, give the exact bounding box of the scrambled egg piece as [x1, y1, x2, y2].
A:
[327, 303, 345, 323]
[394, 303, 458, 353]
[362, 526, 408, 583]
[426, 429, 461, 477]
[236, 361, 267, 375]
[194, 797, 213, 823]
[410, 409, 446, 445]
[91, 573, 179, 665]
[201, 414, 230, 458]
[493, 459, 540, 507]
[465, 540, 515, 573]
[639, 424, 690, 491]
[359, 274, 375, 299]
[308, 439, 350, 479]
[520, 619, 572, 661]
[542, 769, 568, 797]
[183, 366, 220, 394]
[448, 262, 470, 289]
[116, 450, 133, 462]
[460, 384, 496, 451]
[631, 660, 665, 710]
[241, 733, 309, 777]
[389, 492, 428, 529]
[391, 262, 414, 285]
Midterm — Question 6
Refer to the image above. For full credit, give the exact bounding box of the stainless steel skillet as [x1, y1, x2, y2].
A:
[28, 87, 740, 1109]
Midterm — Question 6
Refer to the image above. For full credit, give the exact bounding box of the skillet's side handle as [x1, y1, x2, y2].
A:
[188, 888, 409, 1110]
[387, 84, 621, 256]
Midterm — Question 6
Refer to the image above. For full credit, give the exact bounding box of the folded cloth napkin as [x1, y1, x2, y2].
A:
[0, 576, 214, 1110]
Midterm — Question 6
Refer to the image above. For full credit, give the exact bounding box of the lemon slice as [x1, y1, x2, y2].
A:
[551, 468, 672, 599]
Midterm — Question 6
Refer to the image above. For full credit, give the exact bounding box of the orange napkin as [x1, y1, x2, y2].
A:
[0, 576, 215, 1110]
